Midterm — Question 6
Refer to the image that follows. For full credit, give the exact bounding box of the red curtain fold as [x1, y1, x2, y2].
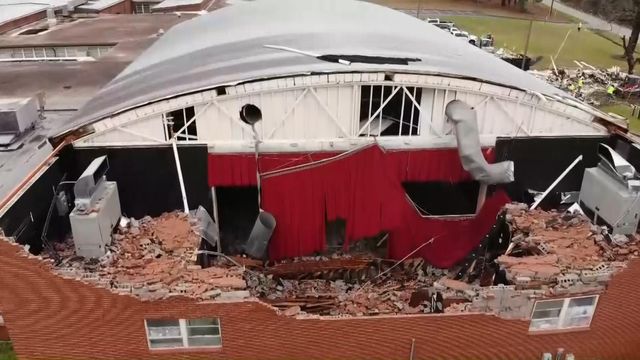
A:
[208, 152, 338, 186]
[208, 145, 509, 267]
[385, 148, 495, 183]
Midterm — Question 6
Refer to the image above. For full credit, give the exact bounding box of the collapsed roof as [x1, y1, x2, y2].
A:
[7, 202, 635, 319]
[63, 0, 572, 136]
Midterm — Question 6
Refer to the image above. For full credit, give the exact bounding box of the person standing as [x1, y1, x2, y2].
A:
[607, 84, 616, 100]
[578, 22, 582, 32]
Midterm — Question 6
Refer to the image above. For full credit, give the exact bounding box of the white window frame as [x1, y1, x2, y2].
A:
[134, 2, 152, 13]
[529, 295, 599, 333]
[358, 85, 423, 138]
[164, 106, 198, 142]
[145, 318, 222, 350]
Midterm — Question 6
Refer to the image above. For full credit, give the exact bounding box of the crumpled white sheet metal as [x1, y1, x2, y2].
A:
[445, 100, 515, 184]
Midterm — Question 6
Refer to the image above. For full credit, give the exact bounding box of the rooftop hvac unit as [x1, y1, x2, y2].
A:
[579, 144, 640, 235]
[0, 97, 38, 146]
[69, 156, 122, 258]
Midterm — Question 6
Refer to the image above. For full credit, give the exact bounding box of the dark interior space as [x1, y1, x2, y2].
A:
[69, 144, 211, 219]
[0, 159, 65, 254]
[216, 186, 259, 255]
[495, 135, 612, 205]
[326, 218, 345, 250]
[612, 134, 640, 172]
[403, 181, 480, 216]
[165, 106, 197, 141]
[360, 85, 421, 136]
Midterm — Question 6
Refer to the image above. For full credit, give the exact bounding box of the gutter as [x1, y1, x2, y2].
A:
[0, 137, 72, 215]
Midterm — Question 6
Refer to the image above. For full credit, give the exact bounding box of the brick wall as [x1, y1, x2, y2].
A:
[0, 326, 9, 341]
[1, 239, 640, 359]
[99, 0, 133, 14]
[0, 11, 47, 34]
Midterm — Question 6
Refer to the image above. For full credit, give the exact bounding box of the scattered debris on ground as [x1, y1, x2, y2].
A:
[529, 66, 627, 106]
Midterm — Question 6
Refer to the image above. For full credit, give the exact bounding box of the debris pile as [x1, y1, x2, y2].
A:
[247, 258, 449, 316]
[497, 203, 637, 295]
[529, 66, 627, 105]
[36, 203, 638, 319]
[51, 212, 248, 301]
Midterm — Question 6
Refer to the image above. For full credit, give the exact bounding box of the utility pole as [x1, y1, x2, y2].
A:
[416, 0, 421, 20]
[522, 19, 533, 70]
[548, 0, 555, 19]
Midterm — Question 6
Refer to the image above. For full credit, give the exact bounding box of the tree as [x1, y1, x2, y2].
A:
[622, 0, 640, 74]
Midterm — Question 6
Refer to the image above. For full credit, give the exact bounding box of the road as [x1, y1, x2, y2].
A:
[542, 0, 631, 38]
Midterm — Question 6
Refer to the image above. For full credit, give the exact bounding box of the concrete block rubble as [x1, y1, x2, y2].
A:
[454, 203, 638, 319]
[33, 202, 638, 319]
[498, 203, 636, 281]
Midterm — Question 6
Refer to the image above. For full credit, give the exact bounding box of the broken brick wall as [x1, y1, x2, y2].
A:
[2, 240, 640, 360]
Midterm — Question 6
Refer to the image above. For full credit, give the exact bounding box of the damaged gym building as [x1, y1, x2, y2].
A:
[2, 0, 640, 359]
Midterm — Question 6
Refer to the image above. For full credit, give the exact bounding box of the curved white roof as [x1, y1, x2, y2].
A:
[65, 0, 567, 134]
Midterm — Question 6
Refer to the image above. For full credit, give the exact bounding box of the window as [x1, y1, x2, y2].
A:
[0, 45, 113, 61]
[134, 3, 153, 13]
[165, 107, 197, 141]
[145, 318, 221, 349]
[359, 85, 421, 137]
[403, 181, 482, 216]
[529, 296, 598, 332]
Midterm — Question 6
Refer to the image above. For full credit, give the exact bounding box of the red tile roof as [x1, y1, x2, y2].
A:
[1, 239, 640, 359]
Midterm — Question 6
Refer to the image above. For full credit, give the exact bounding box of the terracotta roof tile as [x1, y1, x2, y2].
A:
[1, 239, 640, 359]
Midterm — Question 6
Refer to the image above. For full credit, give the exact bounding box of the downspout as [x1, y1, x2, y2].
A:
[445, 100, 514, 184]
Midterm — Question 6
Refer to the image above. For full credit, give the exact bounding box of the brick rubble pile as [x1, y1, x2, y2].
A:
[51, 212, 247, 301]
[29, 203, 639, 319]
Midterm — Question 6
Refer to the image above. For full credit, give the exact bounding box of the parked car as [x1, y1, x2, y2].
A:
[434, 23, 453, 31]
[426, 18, 440, 24]
[454, 31, 469, 41]
[479, 37, 495, 53]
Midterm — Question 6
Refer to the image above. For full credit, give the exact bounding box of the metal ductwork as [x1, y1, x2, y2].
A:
[445, 100, 514, 184]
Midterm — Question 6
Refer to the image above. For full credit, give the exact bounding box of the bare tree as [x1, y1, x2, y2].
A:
[622, 0, 640, 74]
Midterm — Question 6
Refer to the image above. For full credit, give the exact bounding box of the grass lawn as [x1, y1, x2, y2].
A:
[371, 0, 571, 21]
[600, 103, 640, 134]
[0, 342, 16, 360]
[443, 16, 627, 70]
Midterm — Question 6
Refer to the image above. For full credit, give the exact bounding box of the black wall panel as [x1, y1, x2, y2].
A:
[0, 159, 64, 252]
[70, 144, 211, 219]
[495, 135, 612, 203]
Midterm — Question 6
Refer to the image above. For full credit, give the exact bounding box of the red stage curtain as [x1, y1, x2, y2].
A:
[208, 152, 338, 186]
[208, 146, 509, 267]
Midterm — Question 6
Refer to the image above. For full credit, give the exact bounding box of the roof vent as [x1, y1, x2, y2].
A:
[0, 96, 38, 147]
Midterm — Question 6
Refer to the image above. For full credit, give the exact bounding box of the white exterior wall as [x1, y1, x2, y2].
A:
[75, 73, 608, 151]
[195, 85, 359, 142]
[80, 115, 165, 145]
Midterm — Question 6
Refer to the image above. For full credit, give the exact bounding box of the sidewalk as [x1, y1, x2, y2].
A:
[541, 0, 631, 38]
